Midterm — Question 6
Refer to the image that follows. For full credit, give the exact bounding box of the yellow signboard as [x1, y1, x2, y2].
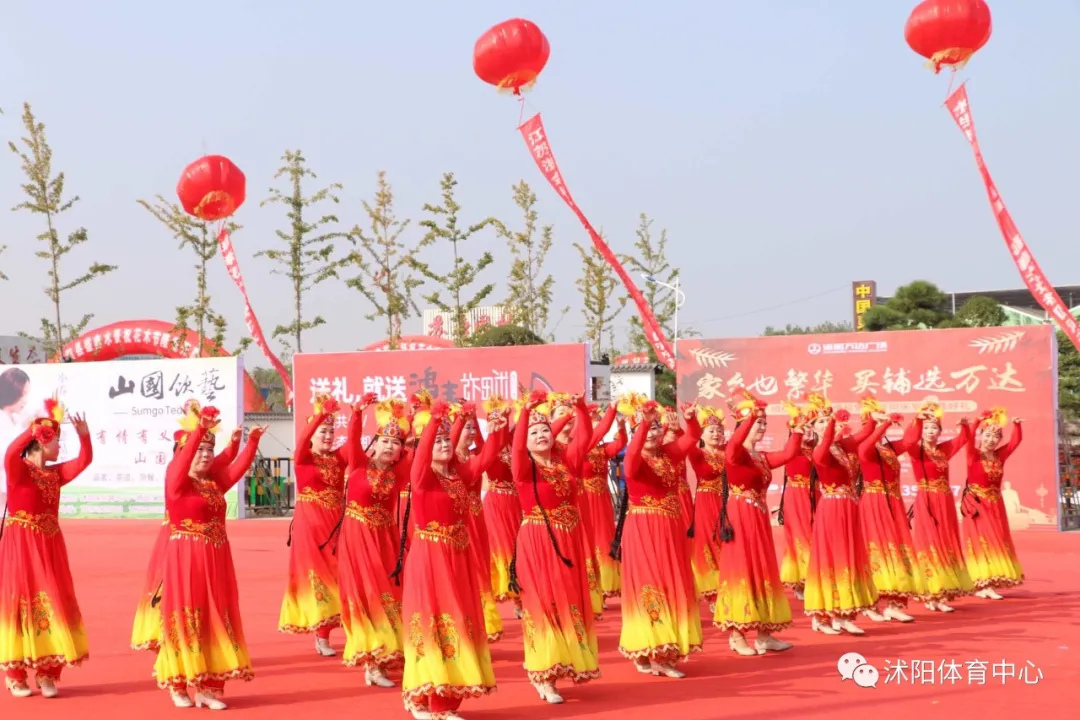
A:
[852, 281, 877, 331]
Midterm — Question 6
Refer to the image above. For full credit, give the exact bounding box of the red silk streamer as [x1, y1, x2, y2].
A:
[518, 114, 677, 370]
[217, 229, 295, 404]
[945, 86, 1080, 351]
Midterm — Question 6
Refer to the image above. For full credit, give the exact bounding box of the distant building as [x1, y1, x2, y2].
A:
[878, 284, 1080, 328]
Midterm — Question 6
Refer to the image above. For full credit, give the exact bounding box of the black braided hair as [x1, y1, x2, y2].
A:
[853, 462, 865, 500]
[530, 455, 572, 568]
[777, 433, 792, 527]
[285, 518, 295, 547]
[320, 435, 378, 553]
[389, 489, 411, 586]
[0, 502, 7, 543]
[507, 534, 522, 595]
[150, 581, 163, 608]
[808, 464, 819, 521]
[717, 465, 735, 543]
[609, 469, 630, 561]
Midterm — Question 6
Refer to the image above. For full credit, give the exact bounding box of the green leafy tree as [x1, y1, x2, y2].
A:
[468, 324, 546, 347]
[501, 181, 565, 339]
[346, 171, 425, 349]
[257, 150, 347, 353]
[763, 320, 853, 336]
[1058, 329, 1080, 420]
[574, 239, 626, 359]
[861, 280, 961, 331]
[9, 102, 117, 356]
[409, 173, 500, 346]
[619, 213, 692, 352]
[251, 365, 291, 412]
[954, 295, 1007, 327]
[139, 196, 249, 356]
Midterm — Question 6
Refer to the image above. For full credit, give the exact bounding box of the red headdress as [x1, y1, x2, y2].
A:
[804, 392, 832, 422]
[483, 394, 509, 422]
[918, 398, 945, 424]
[308, 394, 340, 425]
[696, 405, 726, 428]
[977, 407, 1008, 437]
[29, 396, 66, 446]
[616, 393, 656, 429]
[174, 399, 202, 449]
[373, 398, 410, 439]
[730, 387, 767, 422]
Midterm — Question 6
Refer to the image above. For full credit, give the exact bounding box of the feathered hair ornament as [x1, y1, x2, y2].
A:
[616, 392, 651, 428]
[978, 406, 1008, 435]
[449, 401, 476, 422]
[175, 399, 203, 448]
[374, 398, 410, 439]
[805, 392, 833, 420]
[730, 387, 767, 422]
[696, 404, 726, 428]
[860, 394, 884, 418]
[197, 405, 222, 446]
[918, 398, 945, 422]
[547, 392, 573, 412]
[781, 399, 804, 429]
[524, 390, 552, 427]
[30, 395, 66, 445]
[833, 408, 852, 423]
[483, 394, 509, 421]
[308, 394, 340, 425]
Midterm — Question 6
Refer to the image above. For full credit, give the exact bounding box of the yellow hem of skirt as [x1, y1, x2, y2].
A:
[343, 649, 404, 669]
[915, 589, 971, 603]
[402, 681, 496, 706]
[526, 665, 600, 684]
[974, 576, 1024, 590]
[803, 605, 875, 620]
[714, 620, 791, 633]
[0, 653, 89, 671]
[131, 641, 160, 653]
[618, 643, 702, 664]
[278, 615, 341, 634]
[154, 667, 253, 689]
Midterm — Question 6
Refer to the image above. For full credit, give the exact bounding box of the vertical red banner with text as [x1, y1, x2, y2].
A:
[677, 326, 1058, 530]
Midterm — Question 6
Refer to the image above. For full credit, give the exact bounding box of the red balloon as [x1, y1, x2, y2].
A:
[473, 18, 550, 94]
[176, 155, 246, 221]
[904, 0, 992, 73]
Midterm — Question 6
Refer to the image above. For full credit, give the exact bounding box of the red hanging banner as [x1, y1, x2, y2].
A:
[518, 113, 677, 370]
[945, 85, 1080, 350]
[216, 229, 295, 404]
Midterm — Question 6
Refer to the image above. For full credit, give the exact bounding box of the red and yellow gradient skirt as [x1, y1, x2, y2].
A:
[465, 507, 503, 642]
[0, 513, 89, 674]
[962, 486, 1024, 589]
[338, 504, 405, 669]
[618, 504, 703, 664]
[279, 500, 342, 634]
[401, 521, 495, 712]
[803, 492, 879, 619]
[482, 487, 521, 603]
[579, 478, 621, 600]
[691, 487, 722, 601]
[153, 531, 253, 690]
[778, 481, 813, 591]
[131, 520, 170, 652]
[859, 486, 924, 602]
[910, 485, 974, 602]
[516, 505, 600, 685]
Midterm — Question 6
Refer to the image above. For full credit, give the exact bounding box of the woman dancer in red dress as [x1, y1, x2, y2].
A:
[662, 407, 696, 534]
[904, 400, 973, 612]
[131, 413, 241, 654]
[339, 397, 410, 688]
[452, 403, 503, 643]
[686, 405, 726, 610]
[777, 401, 816, 601]
[714, 389, 802, 654]
[280, 394, 356, 655]
[577, 403, 625, 612]
[400, 401, 504, 720]
[510, 392, 599, 704]
[803, 396, 879, 635]
[962, 408, 1024, 599]
[154, 406, 265, 709]
[1, 399, 92, 699]
[854, 397, 923, 623]
[614, 395, 702, 678]
[479, 396, 521, 613]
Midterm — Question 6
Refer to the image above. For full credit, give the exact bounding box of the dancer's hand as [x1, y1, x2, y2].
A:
[70, 412, 89, 436]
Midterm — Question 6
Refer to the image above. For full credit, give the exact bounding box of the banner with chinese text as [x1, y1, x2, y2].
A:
[293, 344, 590, 448]
[0, 357, 244, 519]
[677, 326, 1058, 529]
[852, 281, 877, 331]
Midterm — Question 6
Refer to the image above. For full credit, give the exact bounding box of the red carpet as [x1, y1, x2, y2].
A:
[4, 521, 1079, 718]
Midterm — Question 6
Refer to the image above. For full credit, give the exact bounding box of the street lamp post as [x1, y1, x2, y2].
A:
[642, 272, 686, 365]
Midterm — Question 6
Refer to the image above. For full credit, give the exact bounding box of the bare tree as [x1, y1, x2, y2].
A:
[574, 238, 627, 360]
[501, 181, 565, 339]
[257, 150, 347, 353]
[9, 103, 117, 356]
[619, 213, 684, 353]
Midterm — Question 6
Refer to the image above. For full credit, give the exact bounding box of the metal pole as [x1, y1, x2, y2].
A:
[673, 274, 680, 363]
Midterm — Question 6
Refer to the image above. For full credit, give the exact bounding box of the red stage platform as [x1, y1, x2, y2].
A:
[4, 521, 1078, 718]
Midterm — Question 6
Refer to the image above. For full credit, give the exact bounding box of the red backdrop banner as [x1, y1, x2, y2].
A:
[293, 343, 589, 446]
[676, 326, 1059, 530]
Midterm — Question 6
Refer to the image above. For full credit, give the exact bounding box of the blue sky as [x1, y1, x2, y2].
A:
[2, 1, 1079, 360]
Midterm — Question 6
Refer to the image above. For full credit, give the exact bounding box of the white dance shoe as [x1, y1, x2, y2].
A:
[195, 692, 228, 710]
[5, 678, 32, 698]
[365, 667, 396, 688]
[833, 618, 865, 635]
[535, 682, 564, 704]
[883, 605, 914, 623]
[794, 589, 805, 601]
[811, 617, 840, 635]
[754, 635, 794, 654]
[36, 677, 58, 698]
[171, 689, 194, 708]
[925, 600, 955, 613]
[728, 632, 758, 657]
[863, 608, 888, 623]
[315, 636, 337, 657]
[976, 588, 1003, 600]
[650, 662, 686, 678]
[634, 660, 654, 674]
[407, 706, 432, 720]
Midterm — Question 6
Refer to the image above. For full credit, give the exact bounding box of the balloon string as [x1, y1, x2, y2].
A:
[945, 69, 957, 101]
[518, 95, 526, 127]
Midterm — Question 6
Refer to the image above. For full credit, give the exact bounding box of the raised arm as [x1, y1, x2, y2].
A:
[4, 427, 36, 485]
[998, 421, 1023, 461]
[57, 425, 94, 486]
[210, 430, 241, 474]
[565, 399, 595, 474]
[623, 418, 650, 486]
[510, 412, 532, 482]
[590, 405, 618, 446]
[965, 422, 979, 466]
[665, 413, 702, 464]
[346, 409, 367, 473]
[858, 421, 891, 464]
[939, 422, 970, 459]
[725, 416, 754, 467]
[812, 418, 838, 466]
[605, 419, 628, 459]
[294, 412, 327, 465]
[839, 420, 875, 453]
[472, 421, 486, 452]
[765, 431, 802, 469]
[896, 416, 923, 456]
[167, 425, 205, 503]
[410, 416, 442, 493]
[470, 424, 508, 484]
[219, 429, 265, 491]
[551, 412, 574, 441]
[450, 414, 466, 454]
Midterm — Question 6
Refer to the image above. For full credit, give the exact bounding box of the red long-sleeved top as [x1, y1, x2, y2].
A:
[511, 401, 592, 527]
[811, 418, 860, 497]
[623, 414, 702, 518]
[294, 412, 361, 511]
[725, 418, 801, 510]
[581, 406, 626, 493]
[963, 422, 1022, 494]
[856, 420, 917, 498]
[408, 414, 502, 548]
[166, 425, 261, 546]
[3, 426, 93, 536]
[687, 445, 725, 494]
[344, 409, 412, 530]
[901, 417, 968, 492]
